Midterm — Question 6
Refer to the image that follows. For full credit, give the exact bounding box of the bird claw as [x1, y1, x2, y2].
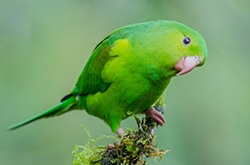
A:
[117, 127, 124, 137]
[144, 107, 165, 126]
[107, 127, 124, 149]
[107, 143, 116, 149]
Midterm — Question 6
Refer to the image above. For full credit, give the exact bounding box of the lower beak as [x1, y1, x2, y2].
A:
[175, 56, 202, 76]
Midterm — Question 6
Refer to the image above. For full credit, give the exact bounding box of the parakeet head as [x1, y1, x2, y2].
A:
[125, 20, 208, 79]
[168, 21, 208, 76]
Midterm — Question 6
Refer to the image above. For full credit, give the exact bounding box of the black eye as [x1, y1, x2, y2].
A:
[183, 37, 191, 46]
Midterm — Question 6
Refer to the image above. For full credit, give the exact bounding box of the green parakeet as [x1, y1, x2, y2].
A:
[8, 20, 207, 134]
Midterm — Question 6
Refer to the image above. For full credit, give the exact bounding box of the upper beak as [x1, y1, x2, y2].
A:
[175, 56, 202, 76]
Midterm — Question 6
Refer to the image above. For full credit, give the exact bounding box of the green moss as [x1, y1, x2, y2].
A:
[72, 125, 118, 165]
[72, 116, 169, 165]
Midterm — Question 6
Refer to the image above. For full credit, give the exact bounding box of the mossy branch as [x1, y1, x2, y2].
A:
[72, 97, 169, 165]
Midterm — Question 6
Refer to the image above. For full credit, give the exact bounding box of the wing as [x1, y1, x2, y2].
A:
[69, 26, 131, 97]
[74, 35, 113, 95]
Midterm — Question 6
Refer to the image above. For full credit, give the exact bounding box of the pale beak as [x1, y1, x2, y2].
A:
[175, 56, 202, 76]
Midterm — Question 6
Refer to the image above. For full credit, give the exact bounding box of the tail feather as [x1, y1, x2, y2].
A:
[8, 96, 77, 130]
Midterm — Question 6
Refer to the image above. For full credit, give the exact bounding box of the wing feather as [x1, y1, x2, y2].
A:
[75, 36, 112, 95]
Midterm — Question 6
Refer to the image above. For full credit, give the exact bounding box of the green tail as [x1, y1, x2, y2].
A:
[8, 96, 77, 130]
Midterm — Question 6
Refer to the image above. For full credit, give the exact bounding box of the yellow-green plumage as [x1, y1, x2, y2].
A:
[8, 20, 207, 133]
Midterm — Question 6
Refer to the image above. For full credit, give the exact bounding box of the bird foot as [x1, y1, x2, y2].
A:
[107, 127, 124, 149]
[107, 143, 116, 149]
[117, 127, 124, 137]
[144, 106, 165, 126]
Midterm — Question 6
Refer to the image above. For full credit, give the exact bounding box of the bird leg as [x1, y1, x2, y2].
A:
[143, 106, 165, 126]
[107, 127, 124, 149]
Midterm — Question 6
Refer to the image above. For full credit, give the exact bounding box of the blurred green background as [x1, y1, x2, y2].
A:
[1, 0, 250, 164]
